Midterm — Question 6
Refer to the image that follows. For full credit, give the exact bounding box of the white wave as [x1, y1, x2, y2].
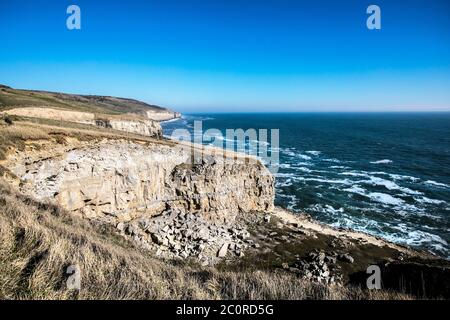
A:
[329, 165, 349, 169]
[369, 171, 420, 182]
[277, 194, 298, 211]
[370, 159, 393, 164]
[298, 154, 312, 160]
[274, 173, 296, 178]
[340, 172, 370, 178]
[343, 185, 366, 195]
[280, 148, 314, 161]
[305, 151, 321, 156]
[309, 204, 344, 215]
[297, 177, 352, 185]
[361, 176, 422, 195]
[276, 179, 293, 188]
[388, 173, 420, 182]
[414, 196, 446, 205]
[159, 117, 182, 124]
[389, 224, 448, 250]
[367, 192, 405, 206]
[323, 158, 342, 163]
[293, 162, 314, 167]
[331, 217, 448, 255]
[424, 180, 449, 188]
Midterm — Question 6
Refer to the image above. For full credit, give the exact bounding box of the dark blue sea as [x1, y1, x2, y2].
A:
[162, 113, 450, 258]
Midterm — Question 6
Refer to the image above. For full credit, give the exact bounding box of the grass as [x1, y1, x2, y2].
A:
[0, 115, 177, 181]
[0, 178, 413, 300]
[0, 115, 175, 159]
[0, 86, 168, 115]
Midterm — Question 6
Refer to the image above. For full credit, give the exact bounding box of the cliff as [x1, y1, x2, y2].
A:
[0, 84, 176, 117]
[0, 85, 182, 137]
[1, 117, 274, 264]
[8, 139, 273, 223]
[3, 107, 163, 138]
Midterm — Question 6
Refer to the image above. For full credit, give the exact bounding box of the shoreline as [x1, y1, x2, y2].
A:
[159, 115, 183, 124]
[161, 114, 449, 260]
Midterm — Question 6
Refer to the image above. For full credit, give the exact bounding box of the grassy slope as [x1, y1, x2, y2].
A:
[0, 115, 177, 179]
[0, 178, 410, 300]
[0, 85, 170, 115]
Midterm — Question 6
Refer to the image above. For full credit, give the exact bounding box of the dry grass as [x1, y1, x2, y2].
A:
[0, 86, 167, 115]
[0, 115, 174, 161]
[0, 179, 412, 300]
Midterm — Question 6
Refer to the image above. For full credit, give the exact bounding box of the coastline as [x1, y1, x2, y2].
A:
[1, 88, 449, 299]
[160, 113, 450, 259]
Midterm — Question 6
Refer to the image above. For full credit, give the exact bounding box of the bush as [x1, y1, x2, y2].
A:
[3, 115, 13, 125]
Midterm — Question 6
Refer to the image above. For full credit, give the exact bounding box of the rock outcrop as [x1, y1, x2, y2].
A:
[145, 110, 181, 121]
[9, 140, 274, 225]
[95, 118, 162, 138]
[4, 107, 162, 138]
[5, 138, 273, 262]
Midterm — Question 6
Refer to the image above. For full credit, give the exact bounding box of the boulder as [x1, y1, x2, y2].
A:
[217, 243, 229, 257]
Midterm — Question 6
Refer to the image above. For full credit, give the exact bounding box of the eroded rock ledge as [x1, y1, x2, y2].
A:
[4, 107, 163, 138]
[6, 138, 274, 263]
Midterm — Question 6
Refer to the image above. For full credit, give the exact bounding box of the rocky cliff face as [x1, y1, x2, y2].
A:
[9, 139, 274, 225]
[145, 110, 181, 121]
[95, 118, 162, 138]
[4, 107, 162, 138]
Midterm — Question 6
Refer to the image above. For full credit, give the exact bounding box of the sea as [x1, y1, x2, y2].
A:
[162, 113, 450, 259]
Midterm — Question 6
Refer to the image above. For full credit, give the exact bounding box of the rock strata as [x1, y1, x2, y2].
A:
[8, 139, 274, 263]
[10, 140, 274, 223]
[4, 107, 162, 138]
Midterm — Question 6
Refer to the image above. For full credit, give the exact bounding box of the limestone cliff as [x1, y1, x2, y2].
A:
[4, 107, 163, 138]
[7, 139, 274, 225]
[145, 110, 181, 121]
[95, 118, 162, 138]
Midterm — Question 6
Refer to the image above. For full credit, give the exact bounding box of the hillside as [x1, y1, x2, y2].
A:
[1, 176, 415, 300]
[0, 84, 180, 120]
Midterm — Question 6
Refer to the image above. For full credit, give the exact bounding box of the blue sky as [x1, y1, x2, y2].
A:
[0, 0, 449, 112]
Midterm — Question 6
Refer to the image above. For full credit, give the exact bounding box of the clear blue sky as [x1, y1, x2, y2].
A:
[1, 0, 449, 112]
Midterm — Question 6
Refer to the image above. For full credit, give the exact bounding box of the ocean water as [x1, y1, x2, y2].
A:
[162, 113, 450, 258]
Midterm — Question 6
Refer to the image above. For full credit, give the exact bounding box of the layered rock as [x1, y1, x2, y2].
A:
[145, 110, 181, 121]
[10, 140, 274, 225]
[4, 107, 162, 138]
[95, 118, 162, 138]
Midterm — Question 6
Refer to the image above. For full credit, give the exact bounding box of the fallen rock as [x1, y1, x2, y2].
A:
[217, 243, 229, 258]
[116, 222, 125, 232]
[339, 253, 354, 263]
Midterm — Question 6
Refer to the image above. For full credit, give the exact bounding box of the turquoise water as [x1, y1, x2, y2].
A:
[162, 113, 450, 258]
